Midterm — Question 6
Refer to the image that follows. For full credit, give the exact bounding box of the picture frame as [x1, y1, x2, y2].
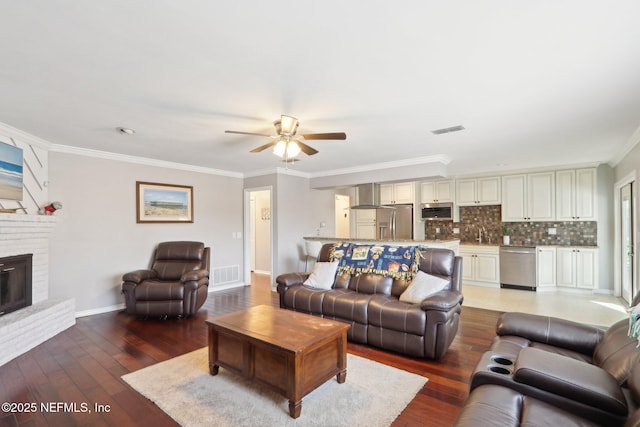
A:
[136, 181, 193, 223]
[0, 140, 23, 201]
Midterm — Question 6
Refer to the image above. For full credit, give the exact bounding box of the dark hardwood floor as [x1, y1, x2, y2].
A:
[0, 275, 501, 426]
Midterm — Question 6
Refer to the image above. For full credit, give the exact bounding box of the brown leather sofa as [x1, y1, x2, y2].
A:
[121, 241, 210, 318]
[454, 312, 640, 426]
[276, 243, 463, 360]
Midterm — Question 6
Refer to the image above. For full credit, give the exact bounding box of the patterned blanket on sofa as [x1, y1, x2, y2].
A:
[329, 242, 421, 280]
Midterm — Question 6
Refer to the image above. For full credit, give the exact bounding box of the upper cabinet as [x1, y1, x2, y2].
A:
[502, 172, 555, 222]
[380, 182, 414, 204]
[456, 176, 501, 206]
[420, 180, 454, 203]
[556, 168, 597, 221]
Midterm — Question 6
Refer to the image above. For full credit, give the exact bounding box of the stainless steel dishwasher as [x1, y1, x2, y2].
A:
[499, 246, 537, 291]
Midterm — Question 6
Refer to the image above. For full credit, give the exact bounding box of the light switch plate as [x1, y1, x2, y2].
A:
[453, 228, 460, 234]
[548, 228, 557, 235]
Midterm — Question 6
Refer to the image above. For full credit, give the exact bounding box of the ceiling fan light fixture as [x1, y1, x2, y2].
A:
[278, 115, 299, 135]
[273, 139, 301, 158]
[273, 139, 287, 157]
[285, 141, 301, 157]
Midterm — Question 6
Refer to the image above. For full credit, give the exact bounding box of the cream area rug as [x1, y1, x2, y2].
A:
[122, 347, 427, 427]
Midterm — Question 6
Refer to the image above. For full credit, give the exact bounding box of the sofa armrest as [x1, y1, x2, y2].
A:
[181, 269, 209, 282]
[275, 272, 310, 293]
[122, 269, 157, 284]
[420, 290, 463, 312]
[496, 312, 604, 355]
[514, 347, 627, 416]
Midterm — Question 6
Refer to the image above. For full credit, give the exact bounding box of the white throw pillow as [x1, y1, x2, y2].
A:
[399, 271, 449, 304]
[303, 261, 339, 290]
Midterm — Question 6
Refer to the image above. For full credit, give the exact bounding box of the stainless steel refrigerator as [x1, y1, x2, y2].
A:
[376, 204, 413, 240]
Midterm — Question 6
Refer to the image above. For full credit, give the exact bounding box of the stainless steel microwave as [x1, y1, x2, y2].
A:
[421, 202, 453, 220]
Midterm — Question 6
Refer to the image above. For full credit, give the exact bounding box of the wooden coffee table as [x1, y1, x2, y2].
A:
[205, 305, 350, 418]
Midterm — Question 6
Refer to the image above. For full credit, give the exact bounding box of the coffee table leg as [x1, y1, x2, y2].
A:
[337, 370, 347, 384]
[208, 325, 219, 376]
[289, 400, 302, 418]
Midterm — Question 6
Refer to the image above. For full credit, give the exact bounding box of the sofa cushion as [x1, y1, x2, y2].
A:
[303, 261, 338, 289]
[490, 335, 594, 363]
[283, 285, 327, 315]
[322, 289, 372, 324]
[135, 281, 184, 300]
[593, 319, 640, 384]
[348, 273, 393, 295]
[368, 295, 426, 336]
[454, 384, 603, 427]
[399, 271, 449, 303]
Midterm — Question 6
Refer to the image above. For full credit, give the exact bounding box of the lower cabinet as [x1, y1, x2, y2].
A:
[460, 245, 500, 286]
[536, 247, 556, 288]
[556, 247, 598, 289]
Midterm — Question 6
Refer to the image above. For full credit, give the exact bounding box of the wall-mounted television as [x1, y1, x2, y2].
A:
[0, 141, 23, 201]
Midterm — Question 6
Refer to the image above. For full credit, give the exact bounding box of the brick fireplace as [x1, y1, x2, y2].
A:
[0, 213, 75, 366]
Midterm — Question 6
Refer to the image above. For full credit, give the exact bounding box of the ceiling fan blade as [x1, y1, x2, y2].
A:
[295, 140, 319, 156]
[225, 130, 273, 137]
[250, 141, 278, 153]
[301, 132, 347, 140]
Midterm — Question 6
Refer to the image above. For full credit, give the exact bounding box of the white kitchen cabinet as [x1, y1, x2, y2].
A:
[502, 172, 555, 222]
[420, 180, 454, 203]
[456, 176, 501, 206]
[556, 168, 597, 221]
[380, 182, 414, 204]
[556, 247, 598, 289]
[356, 223, 376, 239]
[536, 247, 556, 288]
[460, 245, 500, 285]
[355, 209, 376, 239]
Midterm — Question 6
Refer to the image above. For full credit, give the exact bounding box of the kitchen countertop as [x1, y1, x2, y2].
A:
[461, 242, 599, 248]
[304, 237, 460, 244]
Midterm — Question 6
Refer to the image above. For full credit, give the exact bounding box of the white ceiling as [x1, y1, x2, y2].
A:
[2, 1, 640, 177]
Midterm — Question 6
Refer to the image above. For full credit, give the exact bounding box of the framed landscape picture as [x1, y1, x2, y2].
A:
[0, 141, 23, 201]
[136, 181, 193, 223]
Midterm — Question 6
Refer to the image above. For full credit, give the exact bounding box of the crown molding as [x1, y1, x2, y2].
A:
[0, 122, 53, 149]
[609, 124, 640, 167]
[309, 154, 451, 178]
[50, 144, 243, 178]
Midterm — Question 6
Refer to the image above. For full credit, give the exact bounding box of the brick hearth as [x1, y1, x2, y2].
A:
[0, 213, 75, 366]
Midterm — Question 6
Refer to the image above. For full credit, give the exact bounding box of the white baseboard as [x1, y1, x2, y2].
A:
[253, 270, 271, 275]
[76, 303, 125, 318]
[208, 281, 246, 292]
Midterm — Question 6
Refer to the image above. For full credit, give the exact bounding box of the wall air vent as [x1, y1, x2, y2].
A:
[431, 125, 465, 135]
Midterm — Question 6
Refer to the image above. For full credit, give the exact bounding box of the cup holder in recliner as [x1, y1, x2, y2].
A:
[491, 356, 514, 366]
[488, 365, 512, 375]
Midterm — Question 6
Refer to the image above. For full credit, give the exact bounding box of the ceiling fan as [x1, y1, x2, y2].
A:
[225, 115, 346, 159]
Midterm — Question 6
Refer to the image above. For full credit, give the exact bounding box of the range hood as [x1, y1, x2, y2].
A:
[350, 183, 394, 209]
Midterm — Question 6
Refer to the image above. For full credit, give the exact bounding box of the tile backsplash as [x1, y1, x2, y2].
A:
[424, 205, 597, 246]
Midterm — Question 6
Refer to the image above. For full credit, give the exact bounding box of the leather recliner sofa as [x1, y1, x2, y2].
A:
[276, 243, 463, 360]
[121, 241, 210, 318]
[454, 312, 640, 426]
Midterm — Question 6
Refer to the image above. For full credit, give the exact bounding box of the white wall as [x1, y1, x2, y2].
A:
[48, 151, 244, 314]
[253, 190, 271, 273]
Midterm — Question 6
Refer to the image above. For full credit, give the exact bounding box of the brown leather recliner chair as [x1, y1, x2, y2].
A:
[121, 241, 210, 318]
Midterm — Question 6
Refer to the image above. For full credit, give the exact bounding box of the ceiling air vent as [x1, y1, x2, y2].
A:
[431, 125, 465, 135]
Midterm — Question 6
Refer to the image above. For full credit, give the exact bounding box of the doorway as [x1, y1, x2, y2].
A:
[615, 172, 637, 305]
[244, 187, 273, 285]
[335, 194, 350, 238]
[621, 182, 635, 304]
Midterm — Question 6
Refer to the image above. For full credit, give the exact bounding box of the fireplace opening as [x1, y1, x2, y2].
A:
[0, 254, 32, 316]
